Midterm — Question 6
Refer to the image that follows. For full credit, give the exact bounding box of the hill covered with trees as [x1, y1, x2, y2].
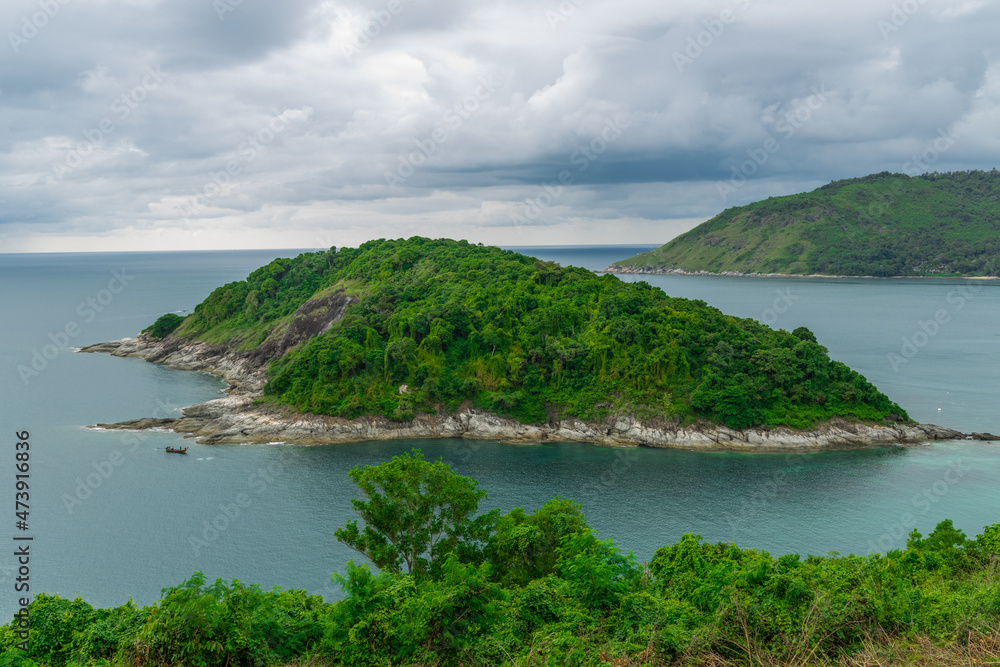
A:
[150, 237, 906, 431]
[611, 170, 1000, 277]
[3, 451, 999, 666]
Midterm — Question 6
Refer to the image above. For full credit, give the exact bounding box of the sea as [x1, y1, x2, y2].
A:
[0, 245, 998, 620]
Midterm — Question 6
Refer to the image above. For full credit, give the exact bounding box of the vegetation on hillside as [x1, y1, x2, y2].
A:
[614, 170, 1000, 277]
[161, 237, 905, 430]
[3, 451, 999, 666]
[142, 313, 185, 339]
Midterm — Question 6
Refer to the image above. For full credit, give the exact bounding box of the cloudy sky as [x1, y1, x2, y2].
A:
[0, 0, 997, 252]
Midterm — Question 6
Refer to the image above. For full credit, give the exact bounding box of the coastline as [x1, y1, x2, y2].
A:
[78, 334, 988, 452]
[603, 266, 1000, 280]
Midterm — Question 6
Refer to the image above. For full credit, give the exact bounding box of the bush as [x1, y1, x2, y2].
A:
[129, 573, 324, 667]
[143, 313, 185, 339]
[977, 523, 1000, 559]
[324, 557, 505, 666]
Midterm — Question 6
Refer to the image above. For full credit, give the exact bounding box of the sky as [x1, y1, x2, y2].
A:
[0, 0, 998, 253]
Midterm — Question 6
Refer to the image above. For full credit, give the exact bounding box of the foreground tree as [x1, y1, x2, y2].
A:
[334, 450, 498, 576]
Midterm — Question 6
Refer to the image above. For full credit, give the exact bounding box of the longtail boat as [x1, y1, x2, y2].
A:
[165, 447, 188, 454]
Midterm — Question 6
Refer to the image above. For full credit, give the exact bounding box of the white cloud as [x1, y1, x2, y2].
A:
[0, 0, 998, 252]
[931, 0, 989, 20]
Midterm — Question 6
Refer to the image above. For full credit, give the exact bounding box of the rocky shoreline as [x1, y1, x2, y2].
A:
[79, 334, 992, 452]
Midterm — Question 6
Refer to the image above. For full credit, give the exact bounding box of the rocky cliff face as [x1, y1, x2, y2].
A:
[81, 289, 353, 394]
[81, 334, 267, 391]
[80, 329, 973, 451]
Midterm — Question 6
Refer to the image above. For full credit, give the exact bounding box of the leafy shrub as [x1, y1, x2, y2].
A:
[128, 572, 324, 667]
[324, 557, 504, 666]
[977, 523, 1000, 559]
[0, 595, 96, 666]
[485, 497, 590, 588]
[143, 313, 185, 338]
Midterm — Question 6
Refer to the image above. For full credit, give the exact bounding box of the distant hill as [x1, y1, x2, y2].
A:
[611, 170, 1000, 277]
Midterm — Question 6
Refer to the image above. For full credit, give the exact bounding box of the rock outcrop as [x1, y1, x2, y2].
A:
[81, 288, 353, 393]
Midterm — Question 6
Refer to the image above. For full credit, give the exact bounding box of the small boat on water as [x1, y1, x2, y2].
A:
[165, 447, 188, 454]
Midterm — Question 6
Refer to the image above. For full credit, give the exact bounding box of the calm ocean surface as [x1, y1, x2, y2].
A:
[1, 245, 998, 619]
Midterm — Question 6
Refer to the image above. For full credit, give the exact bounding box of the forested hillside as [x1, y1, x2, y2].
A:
[153, 237, 905, 430]
[612, 170, 1000, 277]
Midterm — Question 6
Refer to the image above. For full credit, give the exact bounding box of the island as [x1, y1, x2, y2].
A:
[609, 170, 1000, 278]
[81, 237, 976, 451]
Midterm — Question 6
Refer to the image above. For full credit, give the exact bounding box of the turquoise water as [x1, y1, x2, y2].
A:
[0, 246, 998, 620]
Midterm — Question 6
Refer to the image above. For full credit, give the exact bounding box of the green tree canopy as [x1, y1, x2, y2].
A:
[334, 450, 499, 577]
[142, 313, 185, 339]
[162, 237, 908, 430]
[485, 496, 590, 588]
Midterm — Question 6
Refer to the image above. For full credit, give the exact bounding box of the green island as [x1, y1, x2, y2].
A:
[611, 170, 1000, 277]
[145, 236, 905, 431]
[3, 451, 999, 666]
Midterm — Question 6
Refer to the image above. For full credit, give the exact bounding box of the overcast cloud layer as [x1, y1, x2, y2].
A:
[0, 0, 998, 252]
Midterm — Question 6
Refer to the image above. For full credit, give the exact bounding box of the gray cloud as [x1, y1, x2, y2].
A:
[1, 0, 998, 251]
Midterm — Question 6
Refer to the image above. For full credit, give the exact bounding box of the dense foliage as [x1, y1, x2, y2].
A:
[142, 313, 185, 339]
[3, 452, 1000, 666]
[0, 576, 326, 667]
[334, 450, 498, 576]
[615, 170, 1000, 277]
[169, 237, 905, 429]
